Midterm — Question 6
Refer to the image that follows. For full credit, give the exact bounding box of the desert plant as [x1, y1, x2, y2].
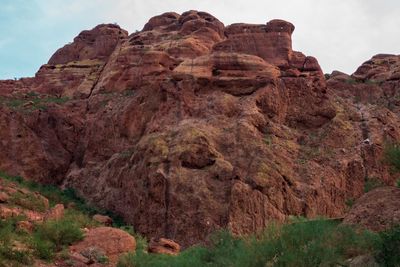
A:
[345, 78, 358, 85]
[9, 191, 48, 212]
[345, 198, 355, 208]
[33, 218, 83, 252]
[0, 218, 33, 265]
[32, 238, 55, 260]
[364, 177, 384, 193]
[384, 143, 400, 172]
[375, 225, 400, 267]
[118, 219, 380, 267]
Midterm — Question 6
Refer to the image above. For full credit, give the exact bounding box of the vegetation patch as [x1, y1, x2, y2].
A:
[0, 218, 33, 266]
[118, 218, 382, 267]
[0, 171, 142, 265]
[33, 218, 84, 260]
[364, 177, 385, 193]
[0, 94, 70, 112]
[384, 142, 400, 173]
[9, 191, 48, 212]
[375, 225, 400, 267]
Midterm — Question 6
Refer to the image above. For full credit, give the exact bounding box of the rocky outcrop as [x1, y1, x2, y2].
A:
[148, 238, 180, 255]
[93, 214, 113, 226]
[44, 203, 65, 221]
[33, 24, 128, 98]
[69, 227, 136, 264]
[343, 187, 400, 231]
[1, 11, 399, 247]
[49, 24, 128, 65]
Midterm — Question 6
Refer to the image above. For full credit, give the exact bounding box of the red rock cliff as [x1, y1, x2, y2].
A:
[0, 11, 399, 247]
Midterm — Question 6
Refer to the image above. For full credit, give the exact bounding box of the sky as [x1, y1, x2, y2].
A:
[0, 0, 399, 79]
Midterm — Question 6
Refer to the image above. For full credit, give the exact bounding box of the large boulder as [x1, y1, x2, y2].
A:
[213, 20, 296, 69]
[148, 238, 181, 255]
[69, 227, 136, 264]
[343, 187, 400, 231]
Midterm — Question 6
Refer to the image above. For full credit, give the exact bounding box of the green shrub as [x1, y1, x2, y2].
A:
[384, 143, 400, 172]
[64, 208, 98, 228]
[0, 218, 33, 265]
[32, 238, 55, 260]
[345, 198, 355, 208]
[0, 246, 32, 265]
[396, 179, 400, 188]
[9, 191, 48, 212]
[375, 225, 400, 267]
[274, 219, 377, 267]
[32, 218, 84, 260]
[0, 171, 100, 215]
[34, 219, 83, 252]
[345, 78, 358, 85]
[364, 177, 384, 193]
[118, 219, 380, 267]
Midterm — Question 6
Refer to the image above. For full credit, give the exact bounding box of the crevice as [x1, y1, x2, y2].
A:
[357, 103, 370, 180]
[163, 171, 171, 238]
[85, 40, 124, 99]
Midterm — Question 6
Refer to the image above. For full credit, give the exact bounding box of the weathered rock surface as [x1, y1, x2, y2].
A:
[93, 214, 113, 226]
[1, 11, 400, 247]
[44, 203, 65, 221]
[148, 238, 181, 255]
[69, 227, 136, 264]
[49, 24, 128, 65]
[343, 187, 400, 231]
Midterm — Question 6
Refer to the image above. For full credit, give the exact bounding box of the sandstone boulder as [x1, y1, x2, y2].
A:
[0, 191, 9, 203]
[16, 220, 34, 233]
[93, 214, 113, 226]
[69, 227, 136, 263]
[44, 204, 64, 221]
[343, 187, 400, 231]
[148, 238, 181, 255]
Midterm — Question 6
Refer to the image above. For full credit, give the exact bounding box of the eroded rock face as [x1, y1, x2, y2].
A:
[343, 187, 400, 231]
[148, 238, 180, 255]
[69, 227, 136, 264]
[49, 24, 128, 65]
[1, 11, 399, 247]
[33, 24, 128, 98]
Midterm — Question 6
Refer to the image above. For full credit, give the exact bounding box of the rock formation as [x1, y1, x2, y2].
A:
[343, 186, 400, 231]
[0, 10, 399, 247]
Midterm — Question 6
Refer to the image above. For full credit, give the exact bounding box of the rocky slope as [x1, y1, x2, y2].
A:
[0, 11, 399, 247]
[0, 175, 137, 266]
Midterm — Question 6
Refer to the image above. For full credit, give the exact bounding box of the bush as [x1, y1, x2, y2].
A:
[64, 208, 98, 228]
[384, 143, 400, 172]
[33, 218, 83, 256]
[364, 177, 384, 193]
[375, 225, 400, 267]
[9, 191, 48, 212]
[118, 219, 380, 267]
[0, 218, 33, 265]
[32, 238, 55, 261]
[0, 172, 127, 226]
